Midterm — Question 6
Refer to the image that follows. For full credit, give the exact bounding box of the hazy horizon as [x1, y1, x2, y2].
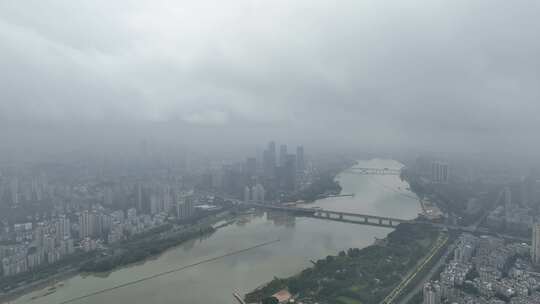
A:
[1, 0, 540, 162]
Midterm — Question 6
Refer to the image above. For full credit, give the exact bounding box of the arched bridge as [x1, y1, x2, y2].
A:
[346, 167, 402, 175]
[250, 203, 412, 228]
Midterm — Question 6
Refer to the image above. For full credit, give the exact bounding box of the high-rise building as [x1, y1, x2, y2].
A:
[268, 141, 276, 164]
[252, 183, 265, 203]
[104, 187, 113, 206]
[296, 146, 305, 172]
[10, 178, 19, 207]
[521, 174, 540, 207]
[176, 198, 194, 220]
[211, 169, 224, 191]
[55, 216, 71, 240]
[263, 141, 277, 178]
[503, 186, 512, 212]
[282, 154, 297, 191]
[279, 144, 288, 166]
[423, 281, 441, 304]
[79, 211, 93, 238]
[136, 183, 144, 211]
[245, 157, 257, 178]
[431, 161, 449, 183]
[150, 194, 160, 215]
[244, 186, 251, 202]
[532, 222, 540, 265]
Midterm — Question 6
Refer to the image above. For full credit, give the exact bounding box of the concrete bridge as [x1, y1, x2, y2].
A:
[250, 203, 412, 228]
[346, 167, 402, 175]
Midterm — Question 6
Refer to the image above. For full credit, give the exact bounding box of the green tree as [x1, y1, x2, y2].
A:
[262, 296, 279, 304]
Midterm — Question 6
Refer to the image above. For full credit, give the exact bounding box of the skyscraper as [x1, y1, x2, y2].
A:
[245, 157, 257, 178]
[431, 161, 449, 183]
[532, 222, 540, 265]
[263, 141, 276, 178]
[279, 144, 287, 166]
[136, 183, 144, 211]
[252, 183, 265, 203]
[79, 211, 95, 238]
[268, 141, 276, 166]
[176, 198, 194, 220]
[282, 154, 297, 191]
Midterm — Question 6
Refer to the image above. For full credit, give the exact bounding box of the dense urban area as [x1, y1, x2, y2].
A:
[0, 141, 353, 301]
[1, 140, 540, 304]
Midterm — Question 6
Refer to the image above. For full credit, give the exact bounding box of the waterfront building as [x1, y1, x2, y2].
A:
[244, 186, 251, 202]
[176, 199, 194, 220]
[281, 154, 297, 191]
[252, 183, 265, 203]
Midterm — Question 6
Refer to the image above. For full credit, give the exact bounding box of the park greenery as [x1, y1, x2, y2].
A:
[245, 223, 440, 304]
[80, 226, 215, 272]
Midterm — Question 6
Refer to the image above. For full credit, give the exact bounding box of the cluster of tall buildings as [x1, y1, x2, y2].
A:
[244, 183, 265, 203]
[0, 195, 203, 278]
[1, 218, 75, 277]
[199, 141, 307, 202]
[414, 157, 450, 184]
[486, 175, 540, 235]
[0, 174, 52, 208]
[262, 141, 306, 195]
[0, 141, 308, 279]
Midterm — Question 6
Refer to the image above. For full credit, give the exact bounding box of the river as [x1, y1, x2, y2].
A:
[11, 159, 420, 304]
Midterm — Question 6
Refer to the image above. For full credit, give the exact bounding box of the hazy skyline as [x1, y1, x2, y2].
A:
[1, 0, 539, 159]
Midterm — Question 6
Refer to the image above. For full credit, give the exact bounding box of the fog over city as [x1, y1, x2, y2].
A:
[4, 2, 540, 304]
[1, 0, 539, 161]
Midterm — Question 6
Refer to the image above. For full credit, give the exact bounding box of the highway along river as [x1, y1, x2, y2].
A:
[12, 159, 420, 304]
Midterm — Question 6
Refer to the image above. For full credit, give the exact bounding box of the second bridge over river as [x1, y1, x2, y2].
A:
[248, 203, 413, 228]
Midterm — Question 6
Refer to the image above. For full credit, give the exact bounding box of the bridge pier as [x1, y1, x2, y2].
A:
[254, 204, 409, 228]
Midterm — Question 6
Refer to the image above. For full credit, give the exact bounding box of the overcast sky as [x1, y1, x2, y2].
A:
[1, 0, 539, 159]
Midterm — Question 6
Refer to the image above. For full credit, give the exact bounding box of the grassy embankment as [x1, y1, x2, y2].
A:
[246, 223, 443, 304]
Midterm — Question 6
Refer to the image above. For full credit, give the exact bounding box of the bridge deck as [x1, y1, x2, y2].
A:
[250, 203, 411, 223]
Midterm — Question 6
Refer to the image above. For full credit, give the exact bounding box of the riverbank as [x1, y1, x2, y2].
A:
[245, 223, 441, 304]
[7, 158, 422, 304]
[0, 268, 79, 303]
[0, 211, 236, 303]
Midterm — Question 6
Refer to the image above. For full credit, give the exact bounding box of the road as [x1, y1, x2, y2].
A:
[396, 239, 456, 304]
[391, 189, 502, 304]
[380, 233, 448, 304]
